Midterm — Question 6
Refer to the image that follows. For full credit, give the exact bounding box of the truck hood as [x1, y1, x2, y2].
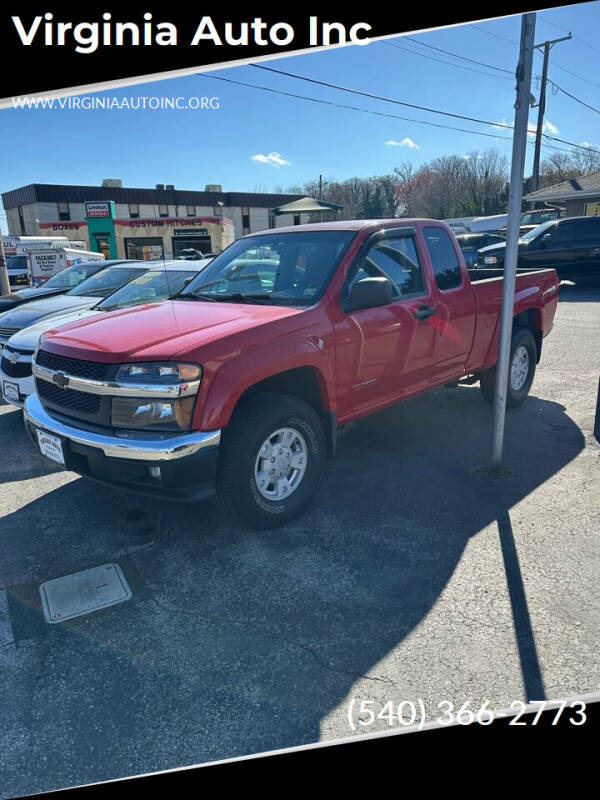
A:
[40, 299, 304, 361]
[7, 308, 102, 352]
[0, 294, 98, 332]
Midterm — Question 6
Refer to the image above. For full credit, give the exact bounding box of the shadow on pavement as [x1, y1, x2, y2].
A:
[558, 283, 600, 302]
[0, 383, 585, 794]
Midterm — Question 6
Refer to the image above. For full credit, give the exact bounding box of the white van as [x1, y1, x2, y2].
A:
[468, 214, 509, 234]
[29, 248, 105, 286]
[4, 236, 72, 287]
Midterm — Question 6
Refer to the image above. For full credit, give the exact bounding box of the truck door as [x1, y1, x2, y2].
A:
[333, 227, 438, 420]
[421, 226, 477, 381]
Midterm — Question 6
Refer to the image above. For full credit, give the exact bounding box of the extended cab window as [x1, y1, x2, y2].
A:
[349, 235, 424, 299]
[423, 227, 462, 290]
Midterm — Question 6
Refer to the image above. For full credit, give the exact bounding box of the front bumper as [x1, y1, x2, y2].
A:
[0, 367, 34, 408]
[23, 393, 221, 501]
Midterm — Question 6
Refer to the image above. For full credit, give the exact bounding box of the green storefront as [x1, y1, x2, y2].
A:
[85, 201, 118, 259]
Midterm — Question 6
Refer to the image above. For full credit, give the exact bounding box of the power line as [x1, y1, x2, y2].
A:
[382, 40, 513, 81]
[548, 78, 600, 116]
[540, 14, 600, 57]
[403, 35, 513, 74]
[252, 64, 516, 130]
[472, 21, 600, 91]
[198, 72, 581, 158]
[251, 64, 600, 156]
[472, 24, 517, 46]
[199, 72, 516, 142]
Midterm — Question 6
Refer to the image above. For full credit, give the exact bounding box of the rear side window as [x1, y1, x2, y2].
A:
[423, 227, 462, 290]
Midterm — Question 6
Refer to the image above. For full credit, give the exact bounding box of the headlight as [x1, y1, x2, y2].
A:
[116, 362, 202, 385]
[111, 396, 196, 431]
[111, 362, 202, 431]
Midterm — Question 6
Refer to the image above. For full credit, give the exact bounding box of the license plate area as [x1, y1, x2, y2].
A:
[2, 381, 19, 402]
[35, 428, 65, 465]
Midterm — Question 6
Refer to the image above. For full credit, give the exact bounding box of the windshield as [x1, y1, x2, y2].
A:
[179, 230, 356, 305]
[6, 256, 28, 270]
[67, 266, 146, 298]
[519, 220, 556, 241]
[97, 269, 200, 312]
[43, 261, 105, 289]
[521, 209, 558, 226]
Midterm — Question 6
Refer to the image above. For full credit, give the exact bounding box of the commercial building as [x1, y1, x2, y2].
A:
[523, 170, 600, 216]
[2, 180, 307, 259]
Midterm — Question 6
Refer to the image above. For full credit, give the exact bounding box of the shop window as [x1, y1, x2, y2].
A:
[58, 202, 70, 221]
[129, 203, 140, 219]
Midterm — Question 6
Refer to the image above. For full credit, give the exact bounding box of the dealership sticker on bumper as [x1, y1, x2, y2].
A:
[35, 429, 65, 465]
[3, 381, 19, 403]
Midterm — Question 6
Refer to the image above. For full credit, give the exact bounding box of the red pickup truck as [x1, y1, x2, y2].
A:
[24, 220, 558, 528]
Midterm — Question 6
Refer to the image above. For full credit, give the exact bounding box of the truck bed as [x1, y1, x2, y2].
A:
[465, 267, 559, 372]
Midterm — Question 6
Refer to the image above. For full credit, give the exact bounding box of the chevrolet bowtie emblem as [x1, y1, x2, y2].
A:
[8, 352, 19, 365]
[52, 372, 69, 388]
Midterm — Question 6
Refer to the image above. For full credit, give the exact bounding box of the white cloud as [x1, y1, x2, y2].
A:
[385, 137, 419, 149]
[250, 151, 290, 166]
[496, 116, 559, 138]
[542, 120, 559, 134]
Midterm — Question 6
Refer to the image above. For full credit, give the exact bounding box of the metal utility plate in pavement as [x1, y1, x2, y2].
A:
[40, 564, 132, 624]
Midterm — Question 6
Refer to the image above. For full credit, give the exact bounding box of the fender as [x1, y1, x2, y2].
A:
[194, 338, 337, 432]
[482, 282, 545, 368]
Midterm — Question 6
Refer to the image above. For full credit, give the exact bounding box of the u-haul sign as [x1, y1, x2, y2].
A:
[85, 202, 112, 218]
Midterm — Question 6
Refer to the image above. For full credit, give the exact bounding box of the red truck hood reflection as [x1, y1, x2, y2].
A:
[40, 300, 304, 362]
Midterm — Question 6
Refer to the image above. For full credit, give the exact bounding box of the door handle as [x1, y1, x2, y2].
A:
[413, 304, 436, 320]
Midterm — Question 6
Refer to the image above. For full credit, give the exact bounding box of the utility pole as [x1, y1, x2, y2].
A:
[491, 12, 536, 467]
[319, 174, 324, 222]
[530, 33, 572, 199]
[0, 231, 9, 295]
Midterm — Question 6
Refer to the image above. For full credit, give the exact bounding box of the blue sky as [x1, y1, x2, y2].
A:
[1, 3, 600, 232]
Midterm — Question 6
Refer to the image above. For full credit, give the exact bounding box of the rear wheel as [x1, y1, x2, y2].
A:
[480, 327, 537, 408]
[216, 392, 326, 529]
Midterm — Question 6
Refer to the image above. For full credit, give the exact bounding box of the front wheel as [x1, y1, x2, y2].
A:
[215, 392, 326, 529]
[480, 327, 537, 408]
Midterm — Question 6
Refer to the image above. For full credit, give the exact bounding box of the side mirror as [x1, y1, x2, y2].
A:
[342, 276, 394, 312]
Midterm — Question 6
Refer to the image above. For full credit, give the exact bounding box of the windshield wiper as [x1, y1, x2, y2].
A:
[215, 293, 272, 304]
[178, 292, 218, 302]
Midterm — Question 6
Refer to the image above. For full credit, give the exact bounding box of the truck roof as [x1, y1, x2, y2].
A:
[244, 218, 445, 236]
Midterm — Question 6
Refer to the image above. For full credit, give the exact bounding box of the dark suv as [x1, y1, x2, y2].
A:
[477, 215, 600, 284]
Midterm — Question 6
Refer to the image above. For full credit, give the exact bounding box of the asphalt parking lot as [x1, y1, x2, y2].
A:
[1, 285, 599, 796]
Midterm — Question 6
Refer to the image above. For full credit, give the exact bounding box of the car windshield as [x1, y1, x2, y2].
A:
[456, 237, 481, 250]
[520, 220, 556, 241]
[97, 269, 200, 312]
[43, 261, 105, 289]
[6, 256, 28, 270]
[67, 266, 146, 298]
[521, 209, 557, 226]
[179, 231, 355, 305]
